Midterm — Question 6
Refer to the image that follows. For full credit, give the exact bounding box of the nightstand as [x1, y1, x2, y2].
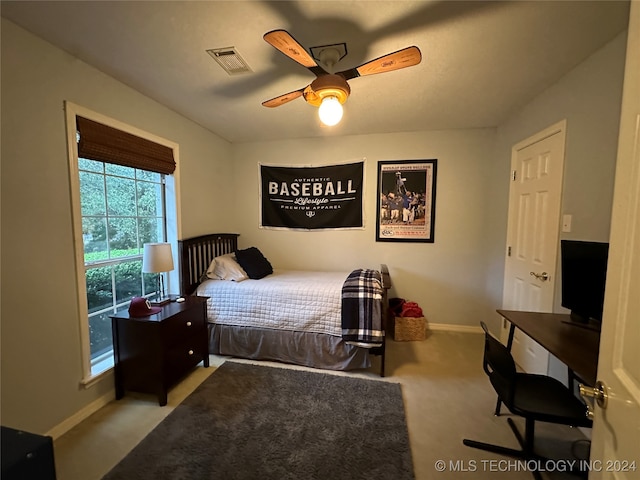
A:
[110, 296, 209, 406]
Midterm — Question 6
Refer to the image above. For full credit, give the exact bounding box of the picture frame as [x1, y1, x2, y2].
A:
[376, 159, 437, 242]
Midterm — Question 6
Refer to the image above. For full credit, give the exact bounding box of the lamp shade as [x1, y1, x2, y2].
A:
[142, 243, 174, 273]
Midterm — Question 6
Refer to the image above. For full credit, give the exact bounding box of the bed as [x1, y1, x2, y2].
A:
[178, 233, 392, 376]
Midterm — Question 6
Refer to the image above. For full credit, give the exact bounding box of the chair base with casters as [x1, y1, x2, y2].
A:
[463, 321, 592, 480]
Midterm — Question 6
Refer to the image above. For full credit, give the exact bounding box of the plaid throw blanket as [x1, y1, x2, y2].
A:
[341, 269, 383, 347]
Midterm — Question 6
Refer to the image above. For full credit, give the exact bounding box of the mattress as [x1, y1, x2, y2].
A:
[195, 269, 348, 337]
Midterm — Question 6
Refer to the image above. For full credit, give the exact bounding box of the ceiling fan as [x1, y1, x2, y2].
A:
[262, 29, 422, 126]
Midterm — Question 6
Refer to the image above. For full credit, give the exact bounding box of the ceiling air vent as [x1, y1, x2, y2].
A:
[206, 47, 252, 75]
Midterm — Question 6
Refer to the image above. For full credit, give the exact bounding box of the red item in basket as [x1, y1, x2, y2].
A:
[401, 302, 423, 318]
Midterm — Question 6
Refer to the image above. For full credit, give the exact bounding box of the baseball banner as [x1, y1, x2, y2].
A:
[260, 161, 364, 230]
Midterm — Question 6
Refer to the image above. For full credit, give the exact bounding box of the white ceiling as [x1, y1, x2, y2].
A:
[1, 1, 630, 144]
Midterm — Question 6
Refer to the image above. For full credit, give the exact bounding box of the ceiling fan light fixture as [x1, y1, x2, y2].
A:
[303, 74, 350, 126]
[304, 74, 351, 106]
[318, 96, 343, 126]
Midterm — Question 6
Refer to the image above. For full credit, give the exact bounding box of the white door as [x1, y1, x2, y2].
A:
[588, 3, 640, 477]
[502, 121, 566, 374]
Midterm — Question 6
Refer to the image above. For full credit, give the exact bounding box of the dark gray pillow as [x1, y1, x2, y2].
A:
[234, 247, 273, 279]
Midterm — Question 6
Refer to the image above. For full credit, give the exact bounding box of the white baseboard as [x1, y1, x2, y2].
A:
[428, 323, 483, 334]
[46, 390, 114, 440]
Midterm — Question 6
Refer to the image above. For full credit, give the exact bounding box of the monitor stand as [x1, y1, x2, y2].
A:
[562, 312, 601, 332]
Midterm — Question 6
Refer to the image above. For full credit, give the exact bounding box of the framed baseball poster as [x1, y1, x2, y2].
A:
[376, 159, 437, 242]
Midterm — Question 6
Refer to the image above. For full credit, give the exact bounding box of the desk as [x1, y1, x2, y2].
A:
[497, 310, 600, 386]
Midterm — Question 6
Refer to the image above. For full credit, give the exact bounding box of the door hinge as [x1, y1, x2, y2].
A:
[512, 170, 517, 181]
[508, 246, 512, 256]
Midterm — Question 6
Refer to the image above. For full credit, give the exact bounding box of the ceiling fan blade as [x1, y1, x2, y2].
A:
[339, 46, 422, 80]
[262, 88, 305, 108]
[264, 29, 318, 67]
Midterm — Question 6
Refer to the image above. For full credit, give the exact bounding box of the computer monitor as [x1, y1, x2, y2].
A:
[560, 240, 609, 331]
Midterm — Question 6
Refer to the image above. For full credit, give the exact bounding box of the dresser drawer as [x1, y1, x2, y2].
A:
[161, 307, 205, 344]
[164, 332, 206, 386]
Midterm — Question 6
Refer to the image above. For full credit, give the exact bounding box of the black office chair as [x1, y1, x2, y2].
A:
[463, 322, 592, 478]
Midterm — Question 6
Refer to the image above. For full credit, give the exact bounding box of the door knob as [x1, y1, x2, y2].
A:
[529, 271, 549, 281]
[579, 380, 608, 420]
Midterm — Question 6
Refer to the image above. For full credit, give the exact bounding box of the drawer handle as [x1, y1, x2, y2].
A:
[188, 350, 194, 355]
[186, 321, 192, 327]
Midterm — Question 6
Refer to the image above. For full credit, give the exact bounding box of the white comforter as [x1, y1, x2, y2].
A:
[195, 269, 348, 337]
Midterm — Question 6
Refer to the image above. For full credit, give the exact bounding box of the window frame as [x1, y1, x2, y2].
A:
[65, 102, 181, 387]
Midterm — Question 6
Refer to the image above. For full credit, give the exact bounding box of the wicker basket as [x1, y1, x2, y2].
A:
[394, 316, 427, 341]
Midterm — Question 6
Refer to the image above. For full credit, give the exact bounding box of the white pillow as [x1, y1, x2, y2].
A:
[206, 254, 248, 282]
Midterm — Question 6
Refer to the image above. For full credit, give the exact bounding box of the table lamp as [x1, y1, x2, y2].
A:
[142, 242, 174, 305]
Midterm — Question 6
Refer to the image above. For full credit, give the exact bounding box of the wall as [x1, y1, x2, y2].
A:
[491, 31, 627, 320]
[232, 29, 627, 343]
[0, 19, 234, 434]
[232, 129, 498, 330]
[489, 32, 627, 379]
[0, 19, 628, 437]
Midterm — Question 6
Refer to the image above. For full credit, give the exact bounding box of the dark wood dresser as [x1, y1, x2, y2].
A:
[111, 296, 209, 406]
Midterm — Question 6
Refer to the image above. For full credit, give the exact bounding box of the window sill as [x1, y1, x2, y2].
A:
[80, 352, 114, 388]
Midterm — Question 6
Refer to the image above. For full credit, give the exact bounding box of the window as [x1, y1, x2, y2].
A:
[65, 103, 179, 383]
[80, 161, 168, 374]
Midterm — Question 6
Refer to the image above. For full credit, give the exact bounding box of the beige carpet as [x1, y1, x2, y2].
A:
[52, 331, 589, 480]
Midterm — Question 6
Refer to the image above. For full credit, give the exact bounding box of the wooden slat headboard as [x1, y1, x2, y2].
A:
[178, 233, 239, 295]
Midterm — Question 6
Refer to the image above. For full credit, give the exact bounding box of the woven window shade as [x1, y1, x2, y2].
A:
[77, 116, 175, 175]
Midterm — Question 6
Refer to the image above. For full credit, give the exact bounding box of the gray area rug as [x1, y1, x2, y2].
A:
[103, 362, 414, 480]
